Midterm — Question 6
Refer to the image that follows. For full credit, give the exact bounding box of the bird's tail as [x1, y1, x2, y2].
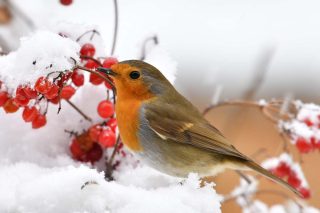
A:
[245, 160, 301, 197]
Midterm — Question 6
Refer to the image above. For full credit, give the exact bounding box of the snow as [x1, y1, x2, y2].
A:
[0, 31, 80, 92]
[280, 101, 320, 144]
[144, 45, 177, 84]
[0, 163, 221, 213]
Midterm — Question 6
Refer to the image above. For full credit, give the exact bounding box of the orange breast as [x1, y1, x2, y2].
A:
[116, 97, 143, 151]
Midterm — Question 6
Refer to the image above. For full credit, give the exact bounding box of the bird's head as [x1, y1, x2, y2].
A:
[98, 60, 173, 99]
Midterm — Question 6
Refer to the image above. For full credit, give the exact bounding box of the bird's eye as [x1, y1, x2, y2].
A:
[129, 71, 140, 79]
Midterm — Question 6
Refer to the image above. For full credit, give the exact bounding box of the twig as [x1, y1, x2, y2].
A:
[105, 136, 121, 180]
[111, 0, 119, 55]
[76, 65, 116, 94]
[236, 170, 251, 184]
[223, 189, 303, 209]
[76, 29, 100, 42]
[64, 99, 92, 122]
[80, 55, 103, 66]
[203, 100, 292, 123]
[139, 35, 159, 60]
[243, 47, 275, 99]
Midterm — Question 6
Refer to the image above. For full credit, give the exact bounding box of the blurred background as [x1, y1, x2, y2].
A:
[0, 0, 319, 211]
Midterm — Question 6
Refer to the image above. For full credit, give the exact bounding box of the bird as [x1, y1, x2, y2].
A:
[97, 60, 300, 196]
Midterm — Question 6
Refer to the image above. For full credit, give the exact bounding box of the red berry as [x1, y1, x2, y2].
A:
[296, 137, 312, 153]
[44, 84, 59, 100]
[80, 43, 95, 57]
[0, 91, 9, 107]
[60, 85, 75, 100]
[3, 99, 19, 113]
[23, 86, 38, 99]
[60, 0, 72, 6]
[104, 78, 114, 89]
[273, 162, 291, 178]
[304, 118, 313, 127]
[86, 143, 103, 163]
[35, 77, 52, 94]
[50, 96, 60, 105]
[102, 57, 118, 68]
[89, 73, 104, 85]
[98, 128, 116, 148]
[288, 172, 301, 188]
[89, 124, 102, 141]
[107, 118, 117, 133]
[299, 187, 311, 199]
[70, 138, 85, 160]
[97, 100, 114, 118]
[14, 86, 30, 106]
[32, 114, 47, 129]
[85, 59, 99, 69]
[71, 70, 84, 87]
[22, 106, 39, 122]
[56, 72, 72, 87]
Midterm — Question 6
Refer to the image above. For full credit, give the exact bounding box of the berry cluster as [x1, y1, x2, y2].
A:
[262, 153, 311, 199]
[281, 103, 320, 154]
[69, 119, 118, 163]
[80, 42, 117, 89]
[0, 70, 79, 129]
[0, 33, 119, 130]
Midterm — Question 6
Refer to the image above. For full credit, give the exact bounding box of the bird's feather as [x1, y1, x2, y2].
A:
[144, 100, 249, 160]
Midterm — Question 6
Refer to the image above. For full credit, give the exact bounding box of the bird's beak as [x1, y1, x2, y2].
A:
[97, 67, 118, 76]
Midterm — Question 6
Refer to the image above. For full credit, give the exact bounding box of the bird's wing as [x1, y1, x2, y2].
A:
[144, 103, 249, 160]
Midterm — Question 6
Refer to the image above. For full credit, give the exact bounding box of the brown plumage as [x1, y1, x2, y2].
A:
[98, 60, 301, 197]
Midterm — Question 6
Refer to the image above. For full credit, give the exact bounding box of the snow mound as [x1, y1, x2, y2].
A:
[0, 31, 80, 91]
[0, 163, 221, 213]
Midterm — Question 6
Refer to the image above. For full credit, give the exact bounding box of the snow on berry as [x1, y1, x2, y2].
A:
[0, 31, 79, 91]
[80, 43, 96, 57]
[261, 153, 311, 199]
[280, 101, 320, 153]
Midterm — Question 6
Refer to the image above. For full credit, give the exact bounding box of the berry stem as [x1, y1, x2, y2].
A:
[76, 29, 100, 42]
[65, 99, 92, 122]
[110, 0, 118, 55]
[76, 65, 116, 95]
[105, 136, 121, 180]
[139, 35, 158, 60]
[80, 55, 103, 66]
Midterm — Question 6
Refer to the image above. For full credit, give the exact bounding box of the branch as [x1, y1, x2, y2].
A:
[110, 0, 118, 55]
[105, 136, 121, 180]
[76, 65, 116, 96]
[76, 29, 100, 42]
[139, 35, 159, 60]
[243, 47, 275, 99]
[64, 99, 92, 122]
[223, 189, 304, 209]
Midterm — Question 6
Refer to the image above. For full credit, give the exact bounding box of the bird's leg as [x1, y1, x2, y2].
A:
[235, 170, 251, 184]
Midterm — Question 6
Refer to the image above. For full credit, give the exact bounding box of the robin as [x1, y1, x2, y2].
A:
[98, 60, 300, 196]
